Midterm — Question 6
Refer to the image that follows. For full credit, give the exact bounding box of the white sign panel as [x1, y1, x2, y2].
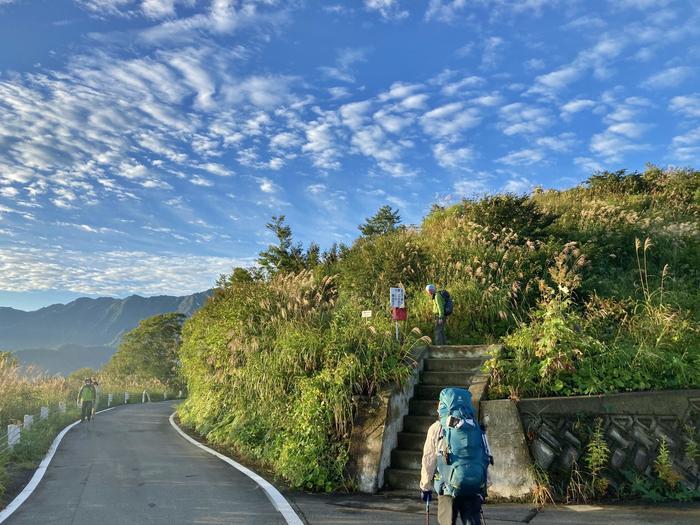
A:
[390, 287, 405, 308]
[361, 310, 372, 318]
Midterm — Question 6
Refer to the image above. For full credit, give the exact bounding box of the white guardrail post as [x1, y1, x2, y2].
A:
[107, 393, 113, 407]
[23, 415, 33, 430]
[124, 392, 130, 403]
[7, 424, 20, 450]
[40, 406, 49, 420]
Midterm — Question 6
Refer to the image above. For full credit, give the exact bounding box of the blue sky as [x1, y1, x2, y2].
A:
[0, 0, 698, 311]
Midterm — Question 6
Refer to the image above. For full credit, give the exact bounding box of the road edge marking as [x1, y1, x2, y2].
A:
[168, 412, 304, 525]
[0, 406, 118, 523]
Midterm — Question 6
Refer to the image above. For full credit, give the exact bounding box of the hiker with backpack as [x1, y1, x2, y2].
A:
[420, 388, 492, 525]
[77, 378, 97, 422]
[425, 284, 452, 345]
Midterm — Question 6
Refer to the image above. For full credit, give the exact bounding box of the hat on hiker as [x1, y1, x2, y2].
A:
[426, 284, 436, 293]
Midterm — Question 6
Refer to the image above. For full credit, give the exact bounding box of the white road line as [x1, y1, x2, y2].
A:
[0, 406, 118, 524]
[168, 412, 304, 525]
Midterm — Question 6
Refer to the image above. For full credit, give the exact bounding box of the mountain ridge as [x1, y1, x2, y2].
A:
[0, 290, 212, 352]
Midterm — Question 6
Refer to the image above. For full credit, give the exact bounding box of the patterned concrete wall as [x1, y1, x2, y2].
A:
[517, 390, 700, 491]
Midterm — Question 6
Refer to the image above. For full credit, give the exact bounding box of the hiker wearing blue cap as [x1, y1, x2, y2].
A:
[425, 284, 452, 345]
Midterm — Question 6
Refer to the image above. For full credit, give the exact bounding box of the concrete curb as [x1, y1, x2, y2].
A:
[0, 405, 118, 524]
[168, 412, 304, 525]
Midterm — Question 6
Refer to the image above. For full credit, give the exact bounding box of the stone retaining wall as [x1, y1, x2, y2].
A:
[346, 344, 429, 493]
[517, 390, 700, 491]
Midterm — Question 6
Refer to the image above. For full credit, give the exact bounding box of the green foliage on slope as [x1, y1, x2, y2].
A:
[102, 313, 186, 390]
[178, 165, 699, 490]
[178, 271, 425, 490]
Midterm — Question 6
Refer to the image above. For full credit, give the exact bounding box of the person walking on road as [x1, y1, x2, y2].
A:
[426, 284, 449, 345]
[77, 378, 97, 422]
[91, 378, 100, 419]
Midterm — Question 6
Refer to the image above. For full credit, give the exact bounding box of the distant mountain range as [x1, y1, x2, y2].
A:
[2, 291, 212, 375]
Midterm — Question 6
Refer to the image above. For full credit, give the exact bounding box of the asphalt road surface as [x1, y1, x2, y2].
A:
[5, 402, 287, 525]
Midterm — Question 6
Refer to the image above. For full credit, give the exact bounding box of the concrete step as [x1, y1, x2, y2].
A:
[428, 344, 499, 359]
[415, 384, 460, 400]
[402, 415, 435, 434]
[409, 399, 438, 417]
[385, 468, 421, 490]
[420, 370, 475, 386]
[390, 449, 422, 470]
[397, 431, 426, 451]
[423, 358, 484, 372]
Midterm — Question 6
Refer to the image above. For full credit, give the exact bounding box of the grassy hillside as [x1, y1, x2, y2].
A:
[178, 166, 699, 491]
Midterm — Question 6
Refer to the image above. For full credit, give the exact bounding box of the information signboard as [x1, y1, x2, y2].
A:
[389, 287, 405, 308]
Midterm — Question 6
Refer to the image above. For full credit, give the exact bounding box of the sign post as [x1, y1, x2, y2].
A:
[389, 287, 406, 343]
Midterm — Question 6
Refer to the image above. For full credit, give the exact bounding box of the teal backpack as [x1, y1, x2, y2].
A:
[434, 388, 491, 497]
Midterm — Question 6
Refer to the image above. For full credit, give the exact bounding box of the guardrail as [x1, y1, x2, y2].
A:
[0, 390, 184, 456]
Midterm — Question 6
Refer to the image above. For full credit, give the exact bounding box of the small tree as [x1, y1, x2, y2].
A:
[359, 205, 401, 237]
[103, 313, 186, 389]
[258, 215, 306, 275]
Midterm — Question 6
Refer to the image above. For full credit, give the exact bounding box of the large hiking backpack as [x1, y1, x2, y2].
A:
[440, 290, 453, 316]
[434, 388, 490, 497]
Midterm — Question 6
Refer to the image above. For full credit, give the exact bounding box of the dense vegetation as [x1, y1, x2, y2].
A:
[178, 166, 699, 491]
[102, 313, 186, 391]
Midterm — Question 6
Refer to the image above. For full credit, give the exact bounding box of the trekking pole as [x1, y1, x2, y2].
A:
[425, 499, 430, 525]
[480, 508, 487, 525]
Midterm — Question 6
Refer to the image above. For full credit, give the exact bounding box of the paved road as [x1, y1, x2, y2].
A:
[5, 402, 287, 525]
[6, 402, 700, 525]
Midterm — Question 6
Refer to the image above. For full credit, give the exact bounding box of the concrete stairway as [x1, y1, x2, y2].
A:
[383, 345, 492, 491]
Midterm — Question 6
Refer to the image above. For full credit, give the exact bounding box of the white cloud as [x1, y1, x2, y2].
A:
[561, 98, 596, 117]
[536, 132, 577, 152]
[574, 156, 604, 173]
[590, 131, 647, 161]
[481, 36, 504, 69]
[306, 183, 327, 196]
[503, 176, 533, 194]
[499, 103, 552, 135]
[453, 177, 490, 198]
[669, 94, 700, 118]
[0, 245, 249, 296]
[671, 127, 700, 162]
[197, 162, 233, 177]
[524, 58, 546, 71]
[328, 86, 351, 100]
[340, 100, 373, 130]
[530, 36, 625, 95]
[379, 81, 424, 101]
[433, 143, 473, 170]
[364, 0, 409, 20]
[420, 102, 481, 138]
[258, 177, 279, 194]
[302, 117, 341, 170]
[426, 0, 557, 23]
[642, 66, 695, 89]
[441, 76, 485, 97]
[497, 148, 544, 166]
[319, 47, 368, 83]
